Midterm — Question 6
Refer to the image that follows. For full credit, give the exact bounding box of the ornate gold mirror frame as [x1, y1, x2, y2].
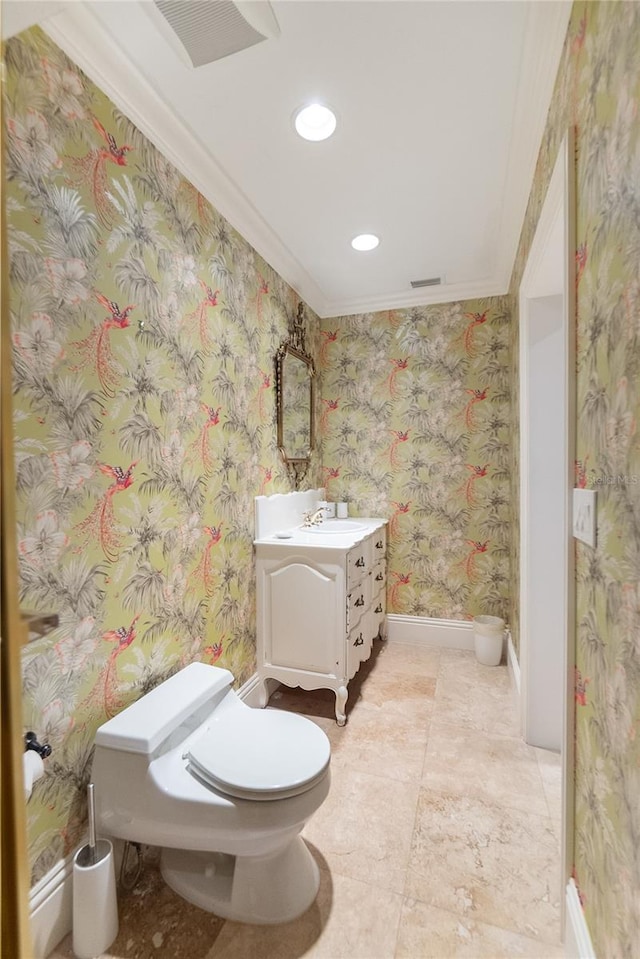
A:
[275, 303, 315, 488]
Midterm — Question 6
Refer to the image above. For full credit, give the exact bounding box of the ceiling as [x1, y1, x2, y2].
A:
[3, 1, 571, 318]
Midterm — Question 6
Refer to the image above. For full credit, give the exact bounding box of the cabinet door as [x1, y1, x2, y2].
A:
[265, 561, 341, 674]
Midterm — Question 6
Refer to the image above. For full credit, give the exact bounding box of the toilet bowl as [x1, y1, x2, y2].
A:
[91, 662, 331, 924]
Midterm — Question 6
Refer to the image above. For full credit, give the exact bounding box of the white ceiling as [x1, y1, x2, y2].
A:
[3, 1, 571, 317]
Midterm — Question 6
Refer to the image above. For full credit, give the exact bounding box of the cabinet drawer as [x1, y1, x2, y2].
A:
[371, 589, 386, 619]
[347, 622, 367, 679]
[372, 560, 386, 592]
[347, 575, 371, 629]
[372, 528, 387, 559]
[347, 541, 371, 589]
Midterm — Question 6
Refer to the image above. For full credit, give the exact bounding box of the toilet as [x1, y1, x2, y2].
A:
[91, 662, 331, 924]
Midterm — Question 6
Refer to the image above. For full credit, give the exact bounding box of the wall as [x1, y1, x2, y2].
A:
[4, 26, 321, 885]
[508, 2, 640, 954]
[319, 298, 512, 621]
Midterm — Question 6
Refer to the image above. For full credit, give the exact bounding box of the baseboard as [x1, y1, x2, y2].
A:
[507, 630, 521, 694]
[29, 851, 75, 959]
[238, 671, 279, 706]
[386, 614, 475, 650]
[565, 879, 596, 958]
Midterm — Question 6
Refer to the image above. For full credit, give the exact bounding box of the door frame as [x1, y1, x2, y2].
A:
[518, 129, 576, 902]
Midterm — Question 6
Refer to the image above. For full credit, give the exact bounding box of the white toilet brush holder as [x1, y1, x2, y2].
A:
[73, 784, 119, 958]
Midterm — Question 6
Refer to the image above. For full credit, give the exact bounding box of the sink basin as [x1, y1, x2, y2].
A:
[305, 520, 367, 534]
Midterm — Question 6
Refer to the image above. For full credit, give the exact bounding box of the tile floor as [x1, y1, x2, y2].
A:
[49, 642, 564, 959]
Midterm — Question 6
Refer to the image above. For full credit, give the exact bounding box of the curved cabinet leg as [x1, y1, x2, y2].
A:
[379, 617, 388, 642]
[256, 678, 270, 709]
[335, 686, 348, 726]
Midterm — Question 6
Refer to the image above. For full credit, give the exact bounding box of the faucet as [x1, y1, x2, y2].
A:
[302, 504, 331, 527]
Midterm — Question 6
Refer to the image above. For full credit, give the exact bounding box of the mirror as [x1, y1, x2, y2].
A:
[275, 303, 315, 487]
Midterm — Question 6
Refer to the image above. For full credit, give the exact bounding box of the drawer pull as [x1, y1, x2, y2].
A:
[354, 633, 364, 647]
[375, 572, 384, 582]
[375, 540, 384, 549]
[355, 557, 365, 568]
[355, 595, 365, 607]
[375, 603, 383, 614]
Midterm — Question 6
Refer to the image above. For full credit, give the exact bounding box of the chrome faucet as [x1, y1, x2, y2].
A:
[302, 504, 330, 527]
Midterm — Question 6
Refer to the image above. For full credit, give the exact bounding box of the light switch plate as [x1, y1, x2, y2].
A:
[573, 488, 597, 546]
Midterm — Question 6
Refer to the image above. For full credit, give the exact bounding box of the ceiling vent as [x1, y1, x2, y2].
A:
[153, 1, 280, 68]
[410, 276, 442, 289]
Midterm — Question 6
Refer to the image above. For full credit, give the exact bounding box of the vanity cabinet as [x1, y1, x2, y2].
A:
[255, 522, 387, 725]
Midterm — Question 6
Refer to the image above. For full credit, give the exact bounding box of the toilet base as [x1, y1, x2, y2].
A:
[160, 835, 320, 924]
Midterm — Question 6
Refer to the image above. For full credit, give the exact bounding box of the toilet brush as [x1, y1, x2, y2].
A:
[87, 783, 97, 865]
[72, 784, 119, 958]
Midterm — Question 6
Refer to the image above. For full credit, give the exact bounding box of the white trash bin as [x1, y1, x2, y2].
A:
[473, 615, 505, 666]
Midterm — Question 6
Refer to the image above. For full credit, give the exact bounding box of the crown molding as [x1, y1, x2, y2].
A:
[43, 4, 331, 316]
[493, 0, 572, 293]
[42, 1, 570, 321]
[321, 276, 507, 319]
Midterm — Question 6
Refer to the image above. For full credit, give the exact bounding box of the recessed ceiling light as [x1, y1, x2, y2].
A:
[351, 233, 380, 252]
[294, 103, 337, 141]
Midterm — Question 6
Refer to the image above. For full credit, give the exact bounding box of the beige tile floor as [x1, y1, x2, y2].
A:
[49, 642, 564, 959]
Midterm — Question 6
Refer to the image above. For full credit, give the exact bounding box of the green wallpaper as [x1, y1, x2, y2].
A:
[8, 6, 640, 953]
[5, 26, 321, 883]
[508, 3, 640, 954]
[319, 299, 512, 621]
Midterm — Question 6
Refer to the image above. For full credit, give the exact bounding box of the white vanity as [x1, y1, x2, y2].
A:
[254, 489, 387, 724]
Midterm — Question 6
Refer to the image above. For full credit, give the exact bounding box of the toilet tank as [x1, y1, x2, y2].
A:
[94, 662, 234, 756]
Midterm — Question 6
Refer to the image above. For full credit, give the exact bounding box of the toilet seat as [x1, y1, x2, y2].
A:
[187, 708, 330, 801]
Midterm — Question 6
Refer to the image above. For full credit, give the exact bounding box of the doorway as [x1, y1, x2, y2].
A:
[518, 130, 576, 905]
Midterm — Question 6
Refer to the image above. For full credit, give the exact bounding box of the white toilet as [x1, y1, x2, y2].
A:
[91, 662, 331, 924]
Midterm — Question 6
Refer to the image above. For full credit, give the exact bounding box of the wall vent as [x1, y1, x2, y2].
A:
[410, 276, 442, 289]
[154, 0, 280, 68]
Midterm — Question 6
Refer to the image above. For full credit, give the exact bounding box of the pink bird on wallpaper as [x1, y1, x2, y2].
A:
[259, 466, 273, 496]
[458, 540, 489, 583]
[188, 404, 221, 473]
[184, 279, 219, 353]
[458, 464, 489, 506]
[575, 668, 590, 707]
[322, 466, 340, 497]
[74, 461, 137, 562]
[389, 430, 409, 467]
[191, 525, 223, 598]
[205, 641, 224, 664]
[319, 330, 338, 366]
[67, 117, 133, 227]
[257, 370, 271, 421]
[320, 399, 339, 436]
[100, 614, 140, 718]
[461, 310, 489, 356]
[462, 388, 488, 429]
[386, 358, 409, 397]
[388, 501, 411, 538]
[71, 292, 135, 397]
[389, 571, 411, 609]
[574, 457, 589, 489]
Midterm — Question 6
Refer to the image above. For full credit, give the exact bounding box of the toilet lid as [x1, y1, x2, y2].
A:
[187, 708, 331, 801]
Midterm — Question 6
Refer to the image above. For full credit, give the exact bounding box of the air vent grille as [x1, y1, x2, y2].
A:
[155, 0, 272, 67]
[410, 277, 442, 289]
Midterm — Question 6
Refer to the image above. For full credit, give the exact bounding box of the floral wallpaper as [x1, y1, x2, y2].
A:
[508, 2, 640, 955]
[319, 298, 512, 622]
[7, 6, 640, 954]
[4, 26, 321, 884]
